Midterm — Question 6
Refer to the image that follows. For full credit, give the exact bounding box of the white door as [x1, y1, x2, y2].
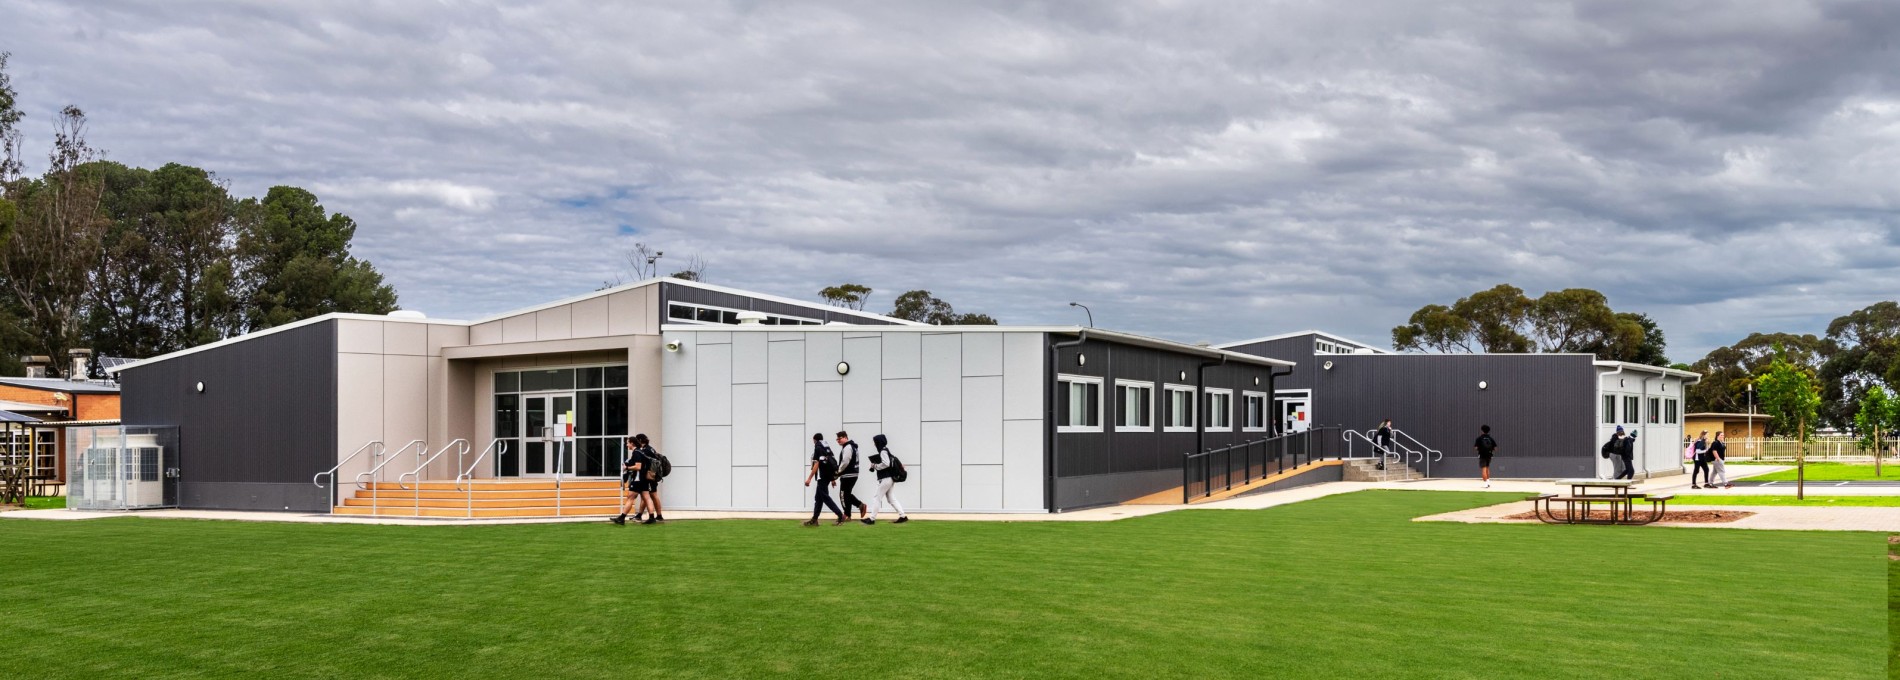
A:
[520, 393, 576, 477]
[1278, 396, 1311, 433]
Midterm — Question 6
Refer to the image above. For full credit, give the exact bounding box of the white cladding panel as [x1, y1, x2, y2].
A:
[661, 329, 1048, 512]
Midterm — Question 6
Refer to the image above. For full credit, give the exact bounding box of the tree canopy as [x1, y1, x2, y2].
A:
[819, 283, 872, 311]
[1391, 284, 1661, 362]
[234, 186, 397, 331]
[890, 290, 997, 325]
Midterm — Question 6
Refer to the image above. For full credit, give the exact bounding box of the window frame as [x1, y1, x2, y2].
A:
[1204, 387, 1234, 432]
[1113, 380, 1155, 433]
[1056, 374, 1105, 433]
[1623, 395, 1640, 424]
[1648, 396, 1661, 424]
[1163, 384, 1197, 432]
[1241, 391, 1270, 432]
[1602, 394, 1616, 424]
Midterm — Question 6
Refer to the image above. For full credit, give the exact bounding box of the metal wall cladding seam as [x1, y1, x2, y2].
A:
[1319, 354, 1596, 477]
[660, 283, 902, 326]
[118, 320, 339, 500]
[1049, 337, 1278, 509]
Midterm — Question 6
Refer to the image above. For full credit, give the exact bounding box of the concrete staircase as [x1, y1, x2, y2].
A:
[1341, 458, 1424, 482]
[333, 480, 625, 518]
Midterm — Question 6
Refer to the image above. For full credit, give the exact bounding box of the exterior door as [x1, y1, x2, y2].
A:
[1277, 395, 1311, 433]
[522, 393, 575, 477]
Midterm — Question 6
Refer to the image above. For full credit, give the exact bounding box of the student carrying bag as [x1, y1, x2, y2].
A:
[887, 452, 908, 483]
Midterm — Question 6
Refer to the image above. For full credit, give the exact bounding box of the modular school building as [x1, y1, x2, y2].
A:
[1218, 331, 1698, 479]
[106, 278, 1290, 515]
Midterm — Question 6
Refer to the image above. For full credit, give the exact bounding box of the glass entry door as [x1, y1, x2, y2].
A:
[522, 393, 575, 477]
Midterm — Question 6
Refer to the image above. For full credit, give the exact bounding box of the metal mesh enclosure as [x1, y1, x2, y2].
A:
[66, 425, 180, 510]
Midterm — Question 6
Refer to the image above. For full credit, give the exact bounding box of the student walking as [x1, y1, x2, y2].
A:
[803, 433, 846, 526]
[1601, 426, 1636, 480]
[863, 434, 908, 525]
[1690, 430, 1712, 489]
[1708, 431, 1732, 489]
[1473, 425, 1498, 488]
[1375, 419, 1394, 470]
[633, 434, 666, 524]
[613, 436, 651, 525]
[834, 431, 869, 520]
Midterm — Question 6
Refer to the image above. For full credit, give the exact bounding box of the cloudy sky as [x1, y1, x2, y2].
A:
[4, 1, 1897, 360]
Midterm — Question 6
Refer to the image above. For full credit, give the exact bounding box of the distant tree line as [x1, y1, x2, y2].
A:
[0, 54, 396, 377]
[820, 283, 996, 325]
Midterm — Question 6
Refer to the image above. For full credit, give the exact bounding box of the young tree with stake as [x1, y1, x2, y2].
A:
[1756, 346, 1822, 499]
[1854, 385, 1897, 478]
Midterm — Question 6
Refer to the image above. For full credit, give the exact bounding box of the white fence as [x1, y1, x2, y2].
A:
[1695, 437, 1899, 462]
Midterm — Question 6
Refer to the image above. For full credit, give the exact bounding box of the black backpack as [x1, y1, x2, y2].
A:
[887, 452, 908, 483]
[817, 452, 839, 479]
[1600, 441, 1614, 459]
[648, 449, 673, 479]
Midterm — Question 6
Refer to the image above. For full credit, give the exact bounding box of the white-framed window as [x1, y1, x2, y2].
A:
[1602, 395, 1616, 424]
[1163, 384, 1196, 432]
[1648, 397, 1661, 424]
[665, 301, 824, 327]
[1114, 380, 1154, 432]
[1666, 398, 1679, 424]
[1057, 375, 1103, 433]
[1315, 339, 1351, 354]
[1204, 388, 1233, 432]
[1623, 396, 1640, 424]
[1242, 391, 1269, 432]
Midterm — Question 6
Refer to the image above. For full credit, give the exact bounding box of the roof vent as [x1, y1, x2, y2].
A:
[388, 310, 428, 320]
[20, 355, 51, 379]
[1353, 348, 1375, 355]
[735, 311, 767, 326]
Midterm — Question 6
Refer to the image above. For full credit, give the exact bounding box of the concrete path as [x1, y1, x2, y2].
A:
[1416, 499, 1900, 532]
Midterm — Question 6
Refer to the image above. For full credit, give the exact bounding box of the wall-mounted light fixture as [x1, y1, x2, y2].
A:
[1077, 354, 1087, 366]
[836, 361, 850, 376]
[1322, 360, 1334, 371]
[664, 339, 682, 352]
[1178, 370, 1188, 381]
[1254, 377, 1261, 386]
[1478, 381, 1488, 390]
[195, 381, 205, 393]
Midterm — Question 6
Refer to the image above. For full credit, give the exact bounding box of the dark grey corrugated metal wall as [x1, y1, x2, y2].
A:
[119, 320, 339, 511]
[1051, 337, 1278, 509]
[1314, 354, 1598, 478]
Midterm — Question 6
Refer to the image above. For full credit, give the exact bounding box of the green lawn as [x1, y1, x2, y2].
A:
[23, 495, 65, 510]
[1676, 495, 1900, 507]
[1738, 462, 1900, 482]
[0, 491, 1884, 679]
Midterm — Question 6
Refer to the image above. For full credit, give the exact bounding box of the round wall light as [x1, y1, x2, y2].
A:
[1077, 354, 1087, 366]
[1322, 360, 1334, 371]
[194, 381, 205, 393]
[1478, 381, 1488, 390]
[1254, 377, 1261, 386]
[1178, 370, 1188, 381]
[836, 361, 850, 376]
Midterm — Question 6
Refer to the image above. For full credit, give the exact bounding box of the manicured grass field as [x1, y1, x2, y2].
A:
[0, 491, 1884, 679]
[1738, 462, 1900, 481]
[1677, 495, 1900, 507]
[23, 495, 65, 510]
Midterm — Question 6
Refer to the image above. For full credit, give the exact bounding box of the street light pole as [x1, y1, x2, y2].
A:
[1068, 302, 1094, 328]
[1746, 383, 1755, 460]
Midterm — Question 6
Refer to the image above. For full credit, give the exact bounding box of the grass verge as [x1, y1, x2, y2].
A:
[0, 490, 1883, 679]
[1675, 495, 1900, 507]
[1737, 462, 1900, 482]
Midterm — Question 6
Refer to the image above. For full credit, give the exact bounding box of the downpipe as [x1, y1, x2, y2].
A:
[1045, 330, 1089, 512]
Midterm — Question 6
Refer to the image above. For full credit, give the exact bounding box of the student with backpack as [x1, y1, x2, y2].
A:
[1690, 430, 1712, 489]
[863, 434, 908, 525]
[612, 436, 647, 525]
[803, 433, 847, 526]
[1473, 425, 1498, 488]
[1708, 431, 1732, 489]
[625, 433, 668, 525]
[834, 431, 870, 520]
[1375, 419, 1394, 470]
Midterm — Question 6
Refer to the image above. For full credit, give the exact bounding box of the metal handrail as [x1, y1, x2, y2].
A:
[400, 439, 468, 490]
[456, 439, 508, 518]
[357, 439, 426, 516]
[315, 441, 382, 511]
[1390, 429, 1442, 462]
[1343, 429, 1406, 475]
[544, 426, 565, 518]
[1180, 426, 1341, 503]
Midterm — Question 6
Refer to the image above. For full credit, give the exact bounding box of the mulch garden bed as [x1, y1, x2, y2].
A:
[1501, 509, 1754, 523]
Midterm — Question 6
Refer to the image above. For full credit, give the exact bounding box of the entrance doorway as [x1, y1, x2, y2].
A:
[1276, 390, 1312, 433]
[520, 393, 575, 477]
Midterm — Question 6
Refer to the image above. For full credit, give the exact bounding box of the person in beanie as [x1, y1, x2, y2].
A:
[863, 434, 908, 525]
[803, 433, 846, 526]
[834, 431, 869, 520]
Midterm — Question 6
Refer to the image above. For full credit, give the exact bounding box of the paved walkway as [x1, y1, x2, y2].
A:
[1416, 499, 1900, 532]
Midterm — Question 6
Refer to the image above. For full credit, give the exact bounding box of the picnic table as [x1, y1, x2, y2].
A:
[1532, 479, 1673, 525]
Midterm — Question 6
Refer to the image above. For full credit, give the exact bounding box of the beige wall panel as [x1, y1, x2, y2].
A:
[336, 353, 385, 485]
[630, 335, 666, 454]
[336, 319, 384, 354]
[429, 324, 471, 354]
[470, 321, 503, 346]
[382, 354, 432, 476]
[571, 296, 610, 338]
[502, 314, 536, 343]
[608, 289, 654, 335]
[384, 322, 428, 357]
[536, 306, 573, 341]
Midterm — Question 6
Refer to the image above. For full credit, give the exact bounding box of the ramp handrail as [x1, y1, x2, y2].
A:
[1389, 429, 1441, 477]
[455, 439, 508, 518]
[356, 439, 426, 516]
[1183, 425, 1341, 503]
[314, 440, 383, 511]
[400, 439, 468, 490]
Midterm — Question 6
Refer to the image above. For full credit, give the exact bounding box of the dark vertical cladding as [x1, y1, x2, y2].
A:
[1049, 336, 1278, 510]
[660, 282, 903, 326]
[119, 320, 338, 512]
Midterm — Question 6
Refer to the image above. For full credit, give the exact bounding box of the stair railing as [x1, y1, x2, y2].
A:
[1389, 429, 1442, 478]
[456, 439, 507, 518]
[543, 426, 565, 518]
[1342, 429, 1405, 476]
[356, 439, 426, 516]
[314, 441, 382, 512]
[397, 439, 469, 516]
